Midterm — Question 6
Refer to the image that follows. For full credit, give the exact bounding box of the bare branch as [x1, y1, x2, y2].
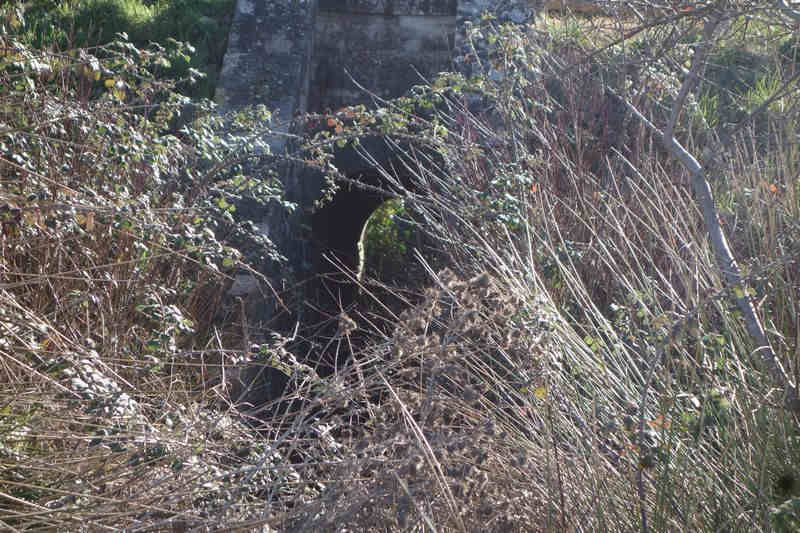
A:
[613, 12, 799, 410]
[777, 0, 800, 22]
[664, 18, 719, 139]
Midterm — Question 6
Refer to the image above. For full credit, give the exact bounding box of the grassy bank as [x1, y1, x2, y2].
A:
[17, 0, 235, 97]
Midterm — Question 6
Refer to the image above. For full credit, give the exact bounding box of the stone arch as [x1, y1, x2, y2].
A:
[309, 169, 390, 309]
[303, 0, 454, 304]
[215, 0, 543, 382]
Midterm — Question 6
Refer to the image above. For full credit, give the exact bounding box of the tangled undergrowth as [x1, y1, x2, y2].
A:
[3, 2, 800, 532]
[277, 268, 555, 530]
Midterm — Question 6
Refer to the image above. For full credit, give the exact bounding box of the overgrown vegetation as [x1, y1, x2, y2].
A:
[2, 1, 800, 531]
[15, 0, 235, 97]
[0, 4, 296, 529]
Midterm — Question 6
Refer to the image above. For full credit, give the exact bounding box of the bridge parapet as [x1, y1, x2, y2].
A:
[318, 0, 457, 15]
[311, 3, 456, 111]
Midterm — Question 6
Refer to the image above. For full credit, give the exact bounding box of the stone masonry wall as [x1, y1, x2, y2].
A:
[310, 6, 456, 111]
[318, 0, 457, 15]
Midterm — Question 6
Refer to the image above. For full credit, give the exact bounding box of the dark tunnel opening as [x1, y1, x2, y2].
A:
[300, 162, 395, 375]
[310, 177, 387, 313]
[300, 152, 437, 380]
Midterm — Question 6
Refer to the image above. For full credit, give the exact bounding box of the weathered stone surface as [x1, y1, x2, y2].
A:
[215, 1, 317, 328]
[310, 11, 455, 110]
[318, 0, 457, 15]
[216, 0, 315, 154]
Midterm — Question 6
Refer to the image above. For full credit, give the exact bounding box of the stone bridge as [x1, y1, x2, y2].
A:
[215, 0, 589, 331]
[212, 0, 606, 404]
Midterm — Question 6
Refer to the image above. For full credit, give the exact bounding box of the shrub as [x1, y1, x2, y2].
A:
[0, 8, 295, 529]
[15, 0, 235, 97]
[4, 3, 800, 531]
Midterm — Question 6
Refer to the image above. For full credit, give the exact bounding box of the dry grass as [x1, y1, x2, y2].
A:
[3, 5, 800, 532]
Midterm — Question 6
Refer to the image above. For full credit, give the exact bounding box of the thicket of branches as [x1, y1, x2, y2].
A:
[2, 1, 800, 531]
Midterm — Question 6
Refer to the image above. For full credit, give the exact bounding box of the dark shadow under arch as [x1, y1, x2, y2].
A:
[310, 173, 388, 312]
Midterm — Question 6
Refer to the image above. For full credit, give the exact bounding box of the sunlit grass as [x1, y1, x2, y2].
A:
[20, 0, 235, 97]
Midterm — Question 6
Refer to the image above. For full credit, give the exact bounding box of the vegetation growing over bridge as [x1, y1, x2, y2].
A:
[2, 1, 800, 531]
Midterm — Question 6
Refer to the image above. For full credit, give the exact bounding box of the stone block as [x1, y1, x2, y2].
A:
[318, 0, 457, 15]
